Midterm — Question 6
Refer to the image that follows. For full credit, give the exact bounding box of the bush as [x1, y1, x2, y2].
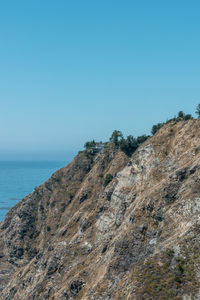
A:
[104, 174, 113, 187]
[84, 140, 96, 150]
[178, 111, 184, 118]
[109, 130, 123, 147]
[119, 135, 138, 156]
[195, 104, 200, 118]
[177, 111, 192, 121]
[118, 135, 150, 157]
[184, 114, 192, 120]
[136, 135, 149, 144]
[151, 123, 164, 135]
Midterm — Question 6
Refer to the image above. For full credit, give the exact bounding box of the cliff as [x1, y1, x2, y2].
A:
[0, 120, 200, 299]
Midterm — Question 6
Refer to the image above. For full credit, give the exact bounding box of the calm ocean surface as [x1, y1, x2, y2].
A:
[0, 161, 66, 222]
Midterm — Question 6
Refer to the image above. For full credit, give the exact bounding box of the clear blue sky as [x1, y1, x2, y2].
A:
[0, 0, 200, 160]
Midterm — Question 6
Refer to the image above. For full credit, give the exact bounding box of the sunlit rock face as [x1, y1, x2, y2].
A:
[1, 119, 200, 299]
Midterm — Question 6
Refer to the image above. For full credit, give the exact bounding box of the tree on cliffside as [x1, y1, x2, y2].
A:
[195, 104, 200, 118]
[178, 111, 184, 118]
[84, 140, 96, 150]
[119, 135, 138, 156]
[109, 130, 123, 147]
[151, 123, 164, 135]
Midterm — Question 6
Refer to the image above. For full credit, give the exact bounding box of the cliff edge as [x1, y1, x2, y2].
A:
[1, 120, 200, 299]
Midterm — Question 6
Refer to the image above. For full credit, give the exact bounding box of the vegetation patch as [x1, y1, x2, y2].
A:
[81, 106, 200, 159]
[136, 243, 200, 299]
[104, 174, 113, 187]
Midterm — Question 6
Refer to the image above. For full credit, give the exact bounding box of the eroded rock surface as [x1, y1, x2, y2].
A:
[1, 120, 200, 299]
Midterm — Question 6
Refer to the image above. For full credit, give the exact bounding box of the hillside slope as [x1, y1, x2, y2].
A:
[0, 120, 200, 299]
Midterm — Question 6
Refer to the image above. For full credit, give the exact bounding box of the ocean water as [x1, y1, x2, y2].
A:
[0, 161, 66, 222]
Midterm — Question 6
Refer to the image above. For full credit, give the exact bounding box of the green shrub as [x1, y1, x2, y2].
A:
[178, 111, 184, 118]
[109, 130, 123, 147]
[118, 134, 150, 157]
[104, 174, 113, 187]
[119, 135, 138, 156]
[195, 104, 200, 118]
[184, 114, 192, 120]
[151, 123, 164, 135]
[84, 140, 96, 150]
[136, 135, 149, 144]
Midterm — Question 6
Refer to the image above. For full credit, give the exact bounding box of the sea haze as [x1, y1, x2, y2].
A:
[0, 161, 66, 221]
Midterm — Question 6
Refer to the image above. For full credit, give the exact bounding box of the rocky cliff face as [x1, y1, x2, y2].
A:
[1, 120, 200, 300]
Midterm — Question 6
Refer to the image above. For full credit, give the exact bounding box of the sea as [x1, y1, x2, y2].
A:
[0, 161, 66, 222]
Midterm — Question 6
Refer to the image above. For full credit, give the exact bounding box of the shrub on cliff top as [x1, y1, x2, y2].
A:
[183, 114, 192, 120]
[84, 140, 96, 150]
[151, 123, 164, 135]
[136, 135, 150, 144]
[119, 135, 138, 156]
[109, 130, 123, 147]
[195, 104, 200, 118]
